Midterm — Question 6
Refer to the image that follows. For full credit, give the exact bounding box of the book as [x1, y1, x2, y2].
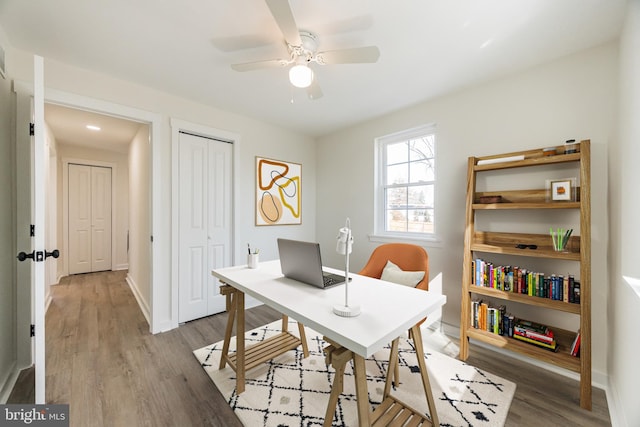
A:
[571, 330, 581, 357]
[476, 155, 525, 165]
[513, 333, 559, 352]
[514, 328, 555, 344]
[514, 319, 554, 337]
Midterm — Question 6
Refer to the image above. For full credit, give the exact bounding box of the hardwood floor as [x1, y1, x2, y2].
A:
[8, 271, 611, 426]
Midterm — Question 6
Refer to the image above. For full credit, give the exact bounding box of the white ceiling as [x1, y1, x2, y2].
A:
[0, 0, 628, 145]
[44, 104, 143, 153]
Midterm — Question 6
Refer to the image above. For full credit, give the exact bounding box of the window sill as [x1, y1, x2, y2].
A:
[368, 233, 442, 247]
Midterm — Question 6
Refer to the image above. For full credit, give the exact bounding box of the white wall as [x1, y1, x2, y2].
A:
[317, 42, 617, 385]
[56, 143, 130, 274]
[128, 125, 151, 320]
[609, 1, 640, 426]
[0, 28, 16, 402]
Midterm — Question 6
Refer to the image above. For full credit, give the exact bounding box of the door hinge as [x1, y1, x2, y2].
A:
[30, 324, 35, 337]
[150, 235, 153, 243]
[30, 224, 35, 237]
[29, 123, 35, 136]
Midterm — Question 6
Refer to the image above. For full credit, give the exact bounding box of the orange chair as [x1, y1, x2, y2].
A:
[359, 243, 429, 385]
[359, 243, 429, 291]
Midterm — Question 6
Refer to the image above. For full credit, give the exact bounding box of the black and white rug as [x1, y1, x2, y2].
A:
[193, 321, 515, 427]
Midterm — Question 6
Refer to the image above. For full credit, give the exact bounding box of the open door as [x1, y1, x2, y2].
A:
[15, 56, 58, 403]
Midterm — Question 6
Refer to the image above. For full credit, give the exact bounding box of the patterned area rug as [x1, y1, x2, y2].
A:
[194, 321, 515, 427]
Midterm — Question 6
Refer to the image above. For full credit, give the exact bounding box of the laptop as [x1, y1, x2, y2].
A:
[277, 238, 346, 288]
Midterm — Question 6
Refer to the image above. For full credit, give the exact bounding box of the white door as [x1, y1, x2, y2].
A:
[15, 56, 48, 404]
[178, 132, 232, 322]
[68, 164, 112, 274]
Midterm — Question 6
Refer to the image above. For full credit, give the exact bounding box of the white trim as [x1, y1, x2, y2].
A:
[126, 273, 151, 326]
[606, 375, 626, 427]
[170, 118, 241, 330]
[0, 361, 19, 404]
[368, 233, 443, 247]
[37, 87, 164, 334]
[61, 158, 117, 277]
[373, 124, 438, 240]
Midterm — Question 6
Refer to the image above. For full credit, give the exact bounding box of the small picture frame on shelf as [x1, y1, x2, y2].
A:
[546, 178, 576, 202]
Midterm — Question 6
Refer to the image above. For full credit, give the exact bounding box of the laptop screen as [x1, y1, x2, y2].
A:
[277, 238, 344, 288]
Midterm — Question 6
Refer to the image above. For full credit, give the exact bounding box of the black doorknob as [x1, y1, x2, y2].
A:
[17, 251, 35, 262]
[45, 249, 60, 259]
[17, 249, 60, 262]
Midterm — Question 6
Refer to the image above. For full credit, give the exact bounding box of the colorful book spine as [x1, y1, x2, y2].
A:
[513, 333, 559, 352]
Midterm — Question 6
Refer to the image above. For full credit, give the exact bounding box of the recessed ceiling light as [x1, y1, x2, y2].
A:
[86, 125, 101, 131]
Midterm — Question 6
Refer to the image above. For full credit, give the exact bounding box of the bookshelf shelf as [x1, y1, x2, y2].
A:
[460, 141, 592, 410]
[468, 286, 581, 314]
[465, 328, 580, 372]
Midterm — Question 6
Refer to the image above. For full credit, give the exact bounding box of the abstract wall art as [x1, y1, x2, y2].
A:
[256, 157, 301, 225]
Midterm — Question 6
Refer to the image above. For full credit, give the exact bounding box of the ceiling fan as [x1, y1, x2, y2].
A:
[230, 0, 380, 100]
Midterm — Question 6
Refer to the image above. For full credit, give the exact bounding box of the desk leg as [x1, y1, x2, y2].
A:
[410, 325, 439, 426]
[298, 322, 309, 358]
[236, 291, 246, 394]
[322, 346, 351, 427]
[383, 338, 400, 398]
[219, 290, 237, 370]
[352, 354, 371, 427]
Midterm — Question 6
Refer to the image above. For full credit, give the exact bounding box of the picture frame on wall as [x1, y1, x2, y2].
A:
[256, 156, 301, 225]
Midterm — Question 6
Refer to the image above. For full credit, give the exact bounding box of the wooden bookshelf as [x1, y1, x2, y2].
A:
[459, 141, 592, 409]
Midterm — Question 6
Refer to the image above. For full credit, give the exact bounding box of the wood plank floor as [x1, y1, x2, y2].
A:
[8, 270, 611, 426]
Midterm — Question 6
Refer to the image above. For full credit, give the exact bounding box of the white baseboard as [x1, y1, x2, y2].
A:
[0, 361, 19, 404]
[114, 263, 129, 271]
[125, 274, 151, 327]
[605, 378, 626, 427]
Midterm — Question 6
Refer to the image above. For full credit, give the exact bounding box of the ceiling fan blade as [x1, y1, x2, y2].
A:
[307, 78, 323, 100]
[315, 46, 380, 65]
[231, 58, 289, 72]
[265, 0, 302, 46]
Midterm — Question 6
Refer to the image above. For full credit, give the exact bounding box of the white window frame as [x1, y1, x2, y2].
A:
[371, 124, 440, 244]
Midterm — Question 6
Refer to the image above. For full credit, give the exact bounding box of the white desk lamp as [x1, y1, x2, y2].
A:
[333, 218, 361, 317]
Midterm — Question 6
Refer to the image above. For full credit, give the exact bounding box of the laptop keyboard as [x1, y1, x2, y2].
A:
[322, 273, 345, 287]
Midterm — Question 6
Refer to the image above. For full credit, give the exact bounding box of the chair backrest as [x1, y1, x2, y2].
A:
[358, 243, 429, 291]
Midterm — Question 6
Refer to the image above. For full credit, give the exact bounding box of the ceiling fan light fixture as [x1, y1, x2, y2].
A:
[289, 64, 314, 88]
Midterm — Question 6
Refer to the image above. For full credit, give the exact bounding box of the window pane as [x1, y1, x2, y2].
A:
[386, 141, 408, 165]
[386, 163, 408, 185]
[407, 209, 434, 233]
[408, 185, 433, 208]
[386, 209, 407, 232]
[386, 187, 407, 209]
[409, 136, 434, 161]
[409, 159, 434, 183]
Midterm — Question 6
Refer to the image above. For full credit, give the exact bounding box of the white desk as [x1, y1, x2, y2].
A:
[212, 259, 447, 426]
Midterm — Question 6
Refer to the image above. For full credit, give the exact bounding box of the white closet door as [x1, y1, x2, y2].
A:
[68, 164, 112, 275]
[69, 164, 92, 274]
[178, 132, 231, 323]
[206, 139, 232, 315]
[90, 166, 112, 272]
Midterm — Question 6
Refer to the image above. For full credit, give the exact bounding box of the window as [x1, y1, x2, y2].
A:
[375, 125, 436, 238]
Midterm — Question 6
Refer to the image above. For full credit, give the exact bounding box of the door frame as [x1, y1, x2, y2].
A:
[170, 118, 240, 329]
[62, 159, 117, 276]
[37, 88, 165, 333]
